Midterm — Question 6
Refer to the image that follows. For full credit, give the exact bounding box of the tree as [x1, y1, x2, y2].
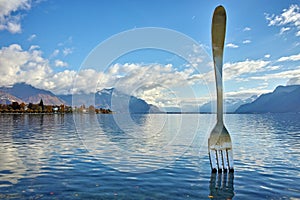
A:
[20, 102, 26, 112]
[28, 103, 33, 109]
[11, 102, 20, 110]
[60, 104, 65, 113]
[88, 105, 95, 113]
[39, 99, 44, 111]
[45, 105, 53, 113]
[32, 104, 40, 113]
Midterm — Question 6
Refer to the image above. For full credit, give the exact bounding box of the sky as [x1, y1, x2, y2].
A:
[0, 0, 300, 109]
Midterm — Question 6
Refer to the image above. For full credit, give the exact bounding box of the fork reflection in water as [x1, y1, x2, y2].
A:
[209, 172, 234, 199]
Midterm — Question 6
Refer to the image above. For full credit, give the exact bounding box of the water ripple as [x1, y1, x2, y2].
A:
[0, 114, 300, 199]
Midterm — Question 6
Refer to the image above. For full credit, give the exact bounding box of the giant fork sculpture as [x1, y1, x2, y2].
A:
[208, 5, 234, 173]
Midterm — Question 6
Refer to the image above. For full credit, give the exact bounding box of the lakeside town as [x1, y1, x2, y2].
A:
[0, 99, 112, 114]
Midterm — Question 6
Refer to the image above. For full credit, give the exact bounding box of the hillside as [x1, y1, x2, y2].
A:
[0, 91, 23, 104]
[0, 83, 159, 113]
[0, 83, 65, 105]
[236, 85, 300, 113]
[200, 96, 257, 113]
[58, 88, 159, 113]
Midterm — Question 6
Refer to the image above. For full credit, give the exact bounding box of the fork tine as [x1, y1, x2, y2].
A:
[209, 147, 234, 172]
[227, 149, 234, 172]
[222, 150, 228, 172]
[216, 150, 223, 172]
[209, 170, 235, 199]
[209, 149, 218, 173]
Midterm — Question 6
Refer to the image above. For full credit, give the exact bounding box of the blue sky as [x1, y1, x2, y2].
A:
[0, 0, 300, 108]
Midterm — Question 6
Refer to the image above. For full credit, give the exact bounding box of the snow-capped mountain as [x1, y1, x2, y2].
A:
[58, 88, 160, 113]
[200, 96, 257, 113]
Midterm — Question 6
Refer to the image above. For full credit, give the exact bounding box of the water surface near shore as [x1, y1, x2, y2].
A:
[0, 113, 299, 199]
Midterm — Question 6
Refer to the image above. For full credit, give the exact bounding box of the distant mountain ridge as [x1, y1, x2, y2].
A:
[0, 83, 65, 105]
[0, 83, 159, 113]
[58, 88, 160, 113]
[0, 91, 23, 104]
[3, 83, 298, 114]
[236, 85, 300, 113]
[200, 96, 257, 113]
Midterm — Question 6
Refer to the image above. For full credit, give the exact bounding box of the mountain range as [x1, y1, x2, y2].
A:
[58, 88, 160, 113]
[236, 85, 300, 113]
[1, 83, 299, 113]
[0, 83, 158, 113]
[0, 83, 64, 105]
[200, 95, 257, 113]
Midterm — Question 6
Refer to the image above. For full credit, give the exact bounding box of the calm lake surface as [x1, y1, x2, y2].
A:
[0, 113, 299, 199]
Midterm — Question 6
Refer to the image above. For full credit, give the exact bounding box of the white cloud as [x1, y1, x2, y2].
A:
[226, 43, 239, 48]
[0, 44, 93, 95]
[54, 59, 68, 67]
[58, 36, 73, 46]
[242, 40, 251, 44]
[185, 58, 279, 84]
[225, 87, 272, 99]
[277, 53, 300, 62]
[279, 27, 291, 34]
[63, 47, 73, 56]
[287, 77, 300, 85]
[28, 45, 39, 51]
[250, 67, 300, 81]
[7, 18, 21, 33]
[5, 42, 299, 108]
[0, 0, 32, 33]
[264, 54, 271, 58]
[101, 63, 194, 92]
[265, 4, 300, 37]
[0, 44, 71, 94]
[0, 44, 212, 107]
[265, 65, 280, 71]
[27, 34, 36, 41]
[50, 49, 60, 58]
[49, 69, 93, 95]
[223, 59, 271, 81]
[0, 44, 51, 87]
[55, 37, 74, 57]
[243, 27, 251, 31]
[89, 63, 212, 107]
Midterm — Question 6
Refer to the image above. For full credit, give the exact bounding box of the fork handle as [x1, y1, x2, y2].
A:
[212, 6, 226, 123]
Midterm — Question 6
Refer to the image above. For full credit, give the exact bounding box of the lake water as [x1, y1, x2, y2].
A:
[0, 113, 299, 199]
